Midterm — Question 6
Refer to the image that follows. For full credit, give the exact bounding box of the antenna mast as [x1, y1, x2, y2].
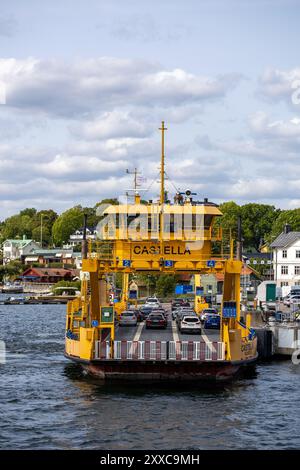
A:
[159, 121, 167, 204]
[126, 168, 141, 192]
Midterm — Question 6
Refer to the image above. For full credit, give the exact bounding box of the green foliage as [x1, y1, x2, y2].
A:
[156, 274, 178, 298]
[270, 208, 300, 239]
[218, 201, 280, 251]
[0, 260, 24, 282]
[95, 198, 119, 207]
[218, 201, 241, 234]
[0, 208, 58, 245]
[51, 280, 81, 295]
[52, 206, 85, 246]
[135, 273, 158, 288]
[240, 203, 280, 250]
[1, 214, 34, 240]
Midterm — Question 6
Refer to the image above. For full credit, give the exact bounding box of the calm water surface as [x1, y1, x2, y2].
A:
[0, 299, 299, 450]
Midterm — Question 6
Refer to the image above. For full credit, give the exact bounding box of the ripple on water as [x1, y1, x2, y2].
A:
[0, 303, 300, 449]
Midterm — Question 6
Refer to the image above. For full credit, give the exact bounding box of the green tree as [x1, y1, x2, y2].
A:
[0, 260, 24, 282]
[1, 214, 35, 240]
[20, 208, 37, 218]
[52, 206, 85, 246]
[156, 274, 177, 298]
[218, 201, 241, 238]
[270, 208, 300, 239]
[217, 202, 280, 251]
[240, 203, 280, 250]
[0, 208, 58, 246]
[51, 280, 81, 295]
[33, 209, 58, 245]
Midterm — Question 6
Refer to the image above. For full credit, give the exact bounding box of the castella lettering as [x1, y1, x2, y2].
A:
[133, 245, 191, 255]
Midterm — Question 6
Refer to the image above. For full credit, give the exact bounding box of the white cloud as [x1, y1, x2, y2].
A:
[0, 57, 241, 117]
[258, 67, 300, 108]
[71, 110, 151, 140]
[249, 111, 300, 138]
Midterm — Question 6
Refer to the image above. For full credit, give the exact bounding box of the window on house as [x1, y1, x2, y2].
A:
[295, 266, 300, 275]
[281, 281, 289, 287]
[281, 265, 288, 275]
[282, 249, 287, 258]
[296, 250, 300, 258]
[295, 281, 300, 286]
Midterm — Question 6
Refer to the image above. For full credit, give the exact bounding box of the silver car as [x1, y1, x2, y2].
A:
[176, 308, 196, 324]
[179, 315, 202, 334]
[119, 311, 137, 326]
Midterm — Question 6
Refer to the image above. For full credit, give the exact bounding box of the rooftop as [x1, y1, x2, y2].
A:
[270, 232, 300, 249]
[3, 238, 36, 247]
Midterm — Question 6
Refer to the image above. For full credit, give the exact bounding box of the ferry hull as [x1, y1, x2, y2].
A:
[66, 354, 257, 384]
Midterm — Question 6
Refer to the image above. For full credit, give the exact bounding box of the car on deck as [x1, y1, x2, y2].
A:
[200, 308, 219, 322]
[151, 307, 168, 319]
[119, 311, 138, 327]
[145, 296, 160, 305]
[179, 315, 202, 334]
[203, 313, 220, 329]
[146, 313, 168, 329]
[139, 306, 153, 318]
[175, 308, 196, 324]
[171, 298, 190, 310]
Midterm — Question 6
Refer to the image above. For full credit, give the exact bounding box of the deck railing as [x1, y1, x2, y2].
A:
[94, 340, 225, 361]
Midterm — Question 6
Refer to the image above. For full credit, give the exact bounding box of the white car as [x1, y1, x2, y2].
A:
[179, 315, 202, 334]
[145, 297, 161, 308]
[290, 295, 300, 305]
[283, 295, 300, 307]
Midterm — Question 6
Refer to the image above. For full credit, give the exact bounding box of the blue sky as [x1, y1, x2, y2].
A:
[1, 0, 300, 217]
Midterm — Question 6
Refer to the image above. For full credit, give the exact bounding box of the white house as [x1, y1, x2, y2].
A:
[2, 236, 40, 265]
[270, 225, 300, 287]
[68, 227, 97, 247]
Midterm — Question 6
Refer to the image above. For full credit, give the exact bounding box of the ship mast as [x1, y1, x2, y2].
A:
[126, 167, 142, 203]
[159, 121, 167, 204]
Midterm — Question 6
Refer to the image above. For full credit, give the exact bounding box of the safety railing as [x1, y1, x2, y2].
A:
[94, 340, 225, 361]
[88, 240, 114, 260]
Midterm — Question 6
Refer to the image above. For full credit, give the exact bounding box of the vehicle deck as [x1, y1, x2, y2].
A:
[115, 305, 220, 344]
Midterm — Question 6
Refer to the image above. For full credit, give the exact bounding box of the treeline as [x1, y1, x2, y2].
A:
[0, 199, 118, 247]
[1, 200, 300, 250]
[217, 202, 300, 251]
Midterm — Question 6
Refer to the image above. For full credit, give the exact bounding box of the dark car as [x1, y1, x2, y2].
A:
[146, 313, 168, 329]
[171, 299, 190, 311]
[151, 307, 168, 319]
[139, 306, 152, 318]
[133, 309, 145, 322]
[204, 314, 220, 329]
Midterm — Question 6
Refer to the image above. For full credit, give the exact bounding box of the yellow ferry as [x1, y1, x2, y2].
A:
[65, 122, 257, 383]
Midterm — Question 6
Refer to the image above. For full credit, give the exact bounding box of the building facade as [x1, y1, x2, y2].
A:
[270, 225, 300, 287]
[2, 237, 40, 264]
[18, 267, 79, 284]
[68, 227, 97, 247]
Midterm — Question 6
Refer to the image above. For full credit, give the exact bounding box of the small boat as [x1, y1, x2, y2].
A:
[1, 283, 24, 294]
